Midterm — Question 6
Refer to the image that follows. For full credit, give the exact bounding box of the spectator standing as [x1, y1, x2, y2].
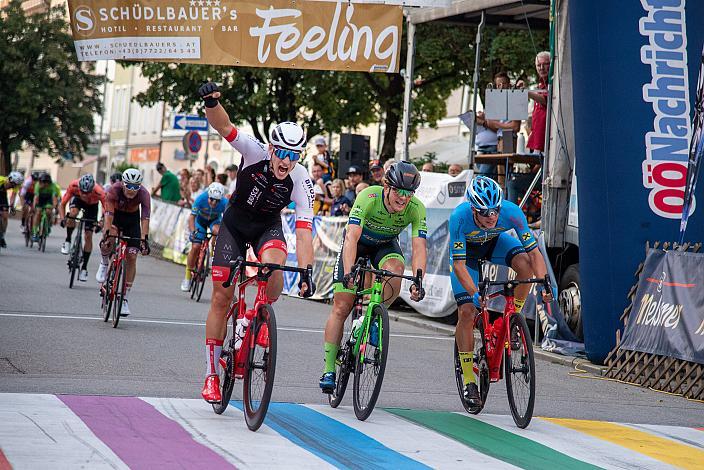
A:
[153, 163, 181, 203]
[179, 168, 192, 202]
[367, 162, 384, 186]
[448, 164, 463, 177]
[525, 51, 550, 154]
[311, 164, 332, 215]
[205, 161, 218, 186]
[422, 162, 434, 172]
[344, 166, 363, 204]
[195, 169, 206, 187]
[189, 177, 205, 204]
[312, 137, 334, 182]
[225, 164, 238, 195]
[329, 178, 351, 216]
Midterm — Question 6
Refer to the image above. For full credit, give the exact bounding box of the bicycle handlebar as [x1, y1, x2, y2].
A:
[222, 256, 313, 289]
[350, 258, 423, 288]
[103, 234, 143, 242]
[64, 215, 99, 223]
[478, 275, 552, 294]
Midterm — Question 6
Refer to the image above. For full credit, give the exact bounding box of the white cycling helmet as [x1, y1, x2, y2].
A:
[269, 122, 306, 151]
[207, 182, 225, 200]
[122, 168, 143, 185]
[78, 173, 95, 193]
[8, 171, 23, 185]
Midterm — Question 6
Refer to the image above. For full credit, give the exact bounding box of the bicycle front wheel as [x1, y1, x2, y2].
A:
[213, 316, 236, 415]
[243, 304, 277, 431]
[196, 247, 209, 302]
[505, 313, 536, 428]
[352, 304, 389, 421]
[68, 235, 81, 289]
[111, 260, 125, 328]
[101, 264, 115, 322]
[329, 326, 354, 408]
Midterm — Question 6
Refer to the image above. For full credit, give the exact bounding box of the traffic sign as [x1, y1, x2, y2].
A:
[174, 114, 209, 131]
[183, 131, 202, 155]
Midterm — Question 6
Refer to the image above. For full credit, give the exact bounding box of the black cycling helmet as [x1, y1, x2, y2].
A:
[39, 172, 52, 183]
[384, 160, 421, 191]
[31, 170, 41, 180]
[110, 172, 122, 184]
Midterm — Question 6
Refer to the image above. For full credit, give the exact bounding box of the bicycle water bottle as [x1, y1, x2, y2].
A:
[350, 317, 364, 344]
[234, 317, 249, 351]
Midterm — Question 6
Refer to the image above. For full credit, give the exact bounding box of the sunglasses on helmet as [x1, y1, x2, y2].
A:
[273, 147, 301, 162]
[474, 206, 500, 217]
[124, 183, 141, 191]
[390, 186, 414, 198]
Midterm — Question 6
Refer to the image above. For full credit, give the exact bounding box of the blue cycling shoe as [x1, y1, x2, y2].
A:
[319, 372, 336, 394]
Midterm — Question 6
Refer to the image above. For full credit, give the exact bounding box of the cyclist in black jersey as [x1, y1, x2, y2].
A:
[198, 81, 316, 403]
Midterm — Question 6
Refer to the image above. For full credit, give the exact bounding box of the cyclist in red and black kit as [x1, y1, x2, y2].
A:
[97, 168, 151, 317]
[59, 174, 106, 282]
[198, 81, 316, 403]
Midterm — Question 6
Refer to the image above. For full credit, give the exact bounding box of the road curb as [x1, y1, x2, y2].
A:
[388, 310, 606, 376]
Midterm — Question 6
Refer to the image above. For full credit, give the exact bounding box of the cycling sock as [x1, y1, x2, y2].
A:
[206, 338, 224, 376]
[66, 226, 74, 242]
[185, 265, 192, 281]
[459, 351, 476, 386]
[124, 283, 132, 299]
[514, 298, 526, 313]
[101, 254, 109, 264]
[323, 342, 339, 374]
[82, 251, 91, 269]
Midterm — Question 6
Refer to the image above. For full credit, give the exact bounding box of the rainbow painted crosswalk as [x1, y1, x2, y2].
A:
[0, 393, 702, 469]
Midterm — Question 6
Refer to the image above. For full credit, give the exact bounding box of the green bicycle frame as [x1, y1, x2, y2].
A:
[352, 275, 386, 363]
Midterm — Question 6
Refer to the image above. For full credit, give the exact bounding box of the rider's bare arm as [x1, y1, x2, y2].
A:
[343, 224, 362, 277]
[453, 259, 479, 296]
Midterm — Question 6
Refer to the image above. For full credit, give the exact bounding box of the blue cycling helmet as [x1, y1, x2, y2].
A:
[466, 175, 503, 211]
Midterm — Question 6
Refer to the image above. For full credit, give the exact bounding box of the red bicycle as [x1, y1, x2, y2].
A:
[213, 256, 312, 431]
[100, 234, 142, 328]
[454, 259, 552, 428]
[189, 232, 213, 302]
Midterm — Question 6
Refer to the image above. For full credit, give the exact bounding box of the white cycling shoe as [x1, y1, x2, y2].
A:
[96, 262, 109, 283]
[61, 241, 70, 255]
[120, 299, 131, 317]
[180, 278, 191, 292]
[78, 269, 88, 282]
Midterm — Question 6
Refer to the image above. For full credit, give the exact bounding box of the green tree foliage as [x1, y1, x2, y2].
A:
[0, 0, 104, 174]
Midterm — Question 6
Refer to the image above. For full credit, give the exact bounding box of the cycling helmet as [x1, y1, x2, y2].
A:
[39, 173, 52, 183]
[207, 182, 225, 200]
[8, 171, 23, 185]
[109, 172, 122, 184]
[121, 168, 143, 185]
[384, 160, 421, 191]
[466, 175, 503, 211]
[31, 170, 41, 180]
[269, 122, 306, 151]
[78, 173, 95, 193]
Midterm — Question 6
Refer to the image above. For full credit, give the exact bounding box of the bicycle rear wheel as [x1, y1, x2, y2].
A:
[213, 315, 236, 415]
[37, 218, 45, 252]
[196, 247, 209, 302]
[68, 233, 81, 289]
[505, 313, 536, 428]
[352, 304, 389, 421]
[454, 316, 490, 414]
[243, 304, 277, 431]
[111, 260, 125, 328]
[329, 316, 355, 408]
[189, 269, 198, 299]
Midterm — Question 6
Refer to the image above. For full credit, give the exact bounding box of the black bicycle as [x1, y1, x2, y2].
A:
[190, 232, 213, 302]
[64, 214, 99, 288]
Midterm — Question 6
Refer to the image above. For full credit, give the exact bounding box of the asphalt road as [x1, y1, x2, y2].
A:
[1, 218, 702, 426]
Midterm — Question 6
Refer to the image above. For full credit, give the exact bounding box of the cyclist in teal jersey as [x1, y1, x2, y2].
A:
[319, 161, 427, 393]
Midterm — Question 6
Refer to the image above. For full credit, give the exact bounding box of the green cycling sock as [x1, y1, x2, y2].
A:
[323, 342, 339, 374]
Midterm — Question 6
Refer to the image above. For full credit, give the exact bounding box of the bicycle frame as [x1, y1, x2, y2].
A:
[476, 259, 551, 382]
[193, 232, 213, 274]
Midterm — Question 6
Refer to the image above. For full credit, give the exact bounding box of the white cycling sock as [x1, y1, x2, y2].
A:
[205, 338, 223, 376]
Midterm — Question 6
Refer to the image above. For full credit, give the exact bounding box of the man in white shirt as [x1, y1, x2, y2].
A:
[225, 164, 238, 196]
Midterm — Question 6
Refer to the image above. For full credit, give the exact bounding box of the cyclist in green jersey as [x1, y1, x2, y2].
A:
[32, 173, 61, 242]
[320, 161, 428, 393]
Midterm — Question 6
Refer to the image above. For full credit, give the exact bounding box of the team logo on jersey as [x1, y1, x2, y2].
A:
[454, 241, 464, 249]
[521, 232, 531, 241]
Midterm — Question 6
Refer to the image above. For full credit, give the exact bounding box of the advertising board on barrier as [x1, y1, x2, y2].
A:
[67, 0, 402, 73]
[620, 249, 704, 365]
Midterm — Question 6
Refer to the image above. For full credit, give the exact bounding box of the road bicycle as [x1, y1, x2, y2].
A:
[99, 234, 142, 328]
[34, 207, 54, 253]
[23, 207, 34, 247]
[189, 232, 213, 302]
[214, 256, 312, 431]
[64, 214, 99, 288]
[454, 258, 552, 428]
[329, 257, 423, 421]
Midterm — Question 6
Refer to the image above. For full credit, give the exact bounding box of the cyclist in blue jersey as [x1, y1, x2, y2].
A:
[449, 176, 555, 407]
[181, 183, 228, 292]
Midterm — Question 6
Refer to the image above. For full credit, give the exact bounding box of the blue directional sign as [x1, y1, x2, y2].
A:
[173, 114, 209, 131]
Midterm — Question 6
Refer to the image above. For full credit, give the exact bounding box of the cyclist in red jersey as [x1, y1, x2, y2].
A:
[59, 174, 106, 281]
[198, 81, 316, 403]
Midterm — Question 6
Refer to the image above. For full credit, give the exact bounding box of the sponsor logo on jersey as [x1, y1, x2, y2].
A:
[469, 230, 480, 237]
[522, 232, 531, 241]
[247, 186, 261, 206]
[368, 193, 377, 198]
[454, 241, 464, 249]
